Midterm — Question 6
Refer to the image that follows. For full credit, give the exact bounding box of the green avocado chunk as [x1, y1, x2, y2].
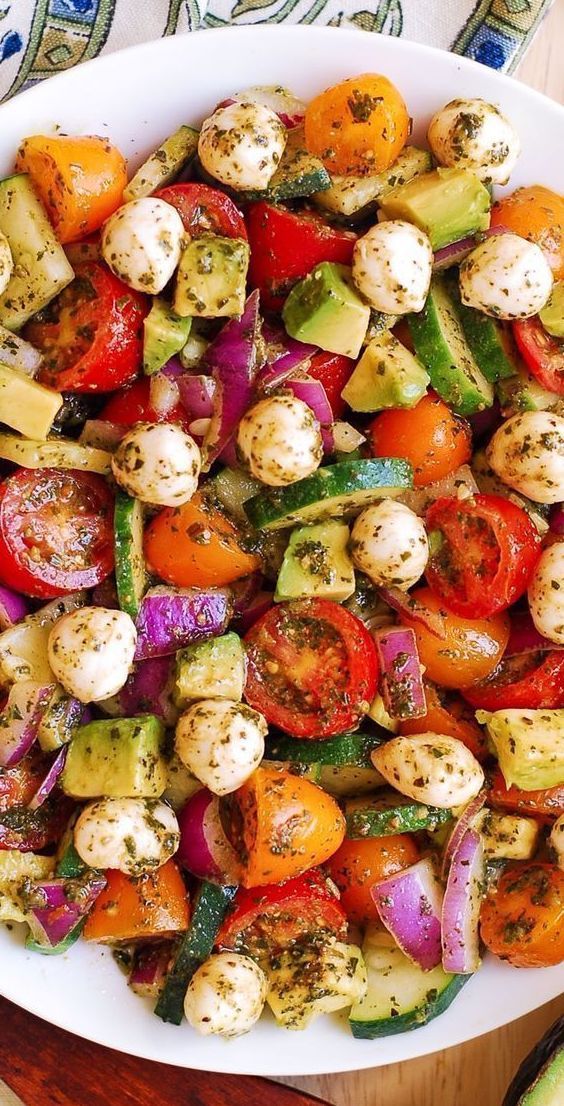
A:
[341, 331, 429, 412]
[175, 632, 245, 704]
[379, 167, 491, 251]
[275, 519, 355, 602]
[476, 708, 564, 790]
[174, 234, 249, 318]
[61, 715, 167, 798]
[143, 297, 191, 375]
[282, 262, 370, 358]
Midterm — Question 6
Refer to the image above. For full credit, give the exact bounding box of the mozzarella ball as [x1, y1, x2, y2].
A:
[101, 197, 184, 294]
[74, 798, 179, 876]
[487, 411, 564, 504]
[352, 221, 433, 315]
[237, 394, 323, 486]
[184, 952, 267, 1038]
[175, 700, 267, 796]
[549, 815, 564, 871]
[350, 500, 428, 590]
[459, 234, 553, 320]
[428, 98, 520, 185]
[198, 102, 286, 192]
[111, 422, 201, 507]
[372, 733, 485, 808]
[528, 544, 564, 644]
[48, 606, 136, 703]
[0, 231, 13, 295]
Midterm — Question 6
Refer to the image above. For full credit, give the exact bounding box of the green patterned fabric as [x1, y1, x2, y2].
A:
[0, 0, 554, 102]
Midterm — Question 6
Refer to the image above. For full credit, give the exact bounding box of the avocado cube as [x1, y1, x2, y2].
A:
[174, 234, 249, 318]
[275, 520, 355, 602]
[341, 332, 429, 413]
[175, 632, 245, 704]
[61, 715, 167, 799]
[143, 297, 191, 375]
[379, 167, 491, 251]
[477, 708, 564, 790]
[282, 262, 370, 358]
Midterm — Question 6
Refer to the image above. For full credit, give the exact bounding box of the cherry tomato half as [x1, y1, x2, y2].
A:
[0, 751, 74, 851]
[306, 351, 355, 420]
[480, 863, 564, 968]
[244, 599, 379, 738]
[0, 468, 114, 599]
[489, 768, 564, 822]
[325, 835, 419, 926]
[30, 262, 147, 393]
[490, 185, 564, 280]
[513, 317, 564, 395]
[304, 74, 410, 176]
[368, 393, 472, 488]
[425, 494, 541, 619]
[399, 681, 488, 761]
[463, 650, 564, 712]
[154, 182, 247, 240]
[145, 492, 260, 589]
[100, 375, 192, 432]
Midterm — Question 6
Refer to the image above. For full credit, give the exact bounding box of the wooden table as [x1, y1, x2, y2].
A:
[1, 5, 563, 1104]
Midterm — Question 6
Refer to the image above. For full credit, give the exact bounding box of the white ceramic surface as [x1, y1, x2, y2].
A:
[0, 25, 563, 1076]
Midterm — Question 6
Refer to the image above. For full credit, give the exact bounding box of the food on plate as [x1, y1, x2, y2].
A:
[0, 72, 562, 1044]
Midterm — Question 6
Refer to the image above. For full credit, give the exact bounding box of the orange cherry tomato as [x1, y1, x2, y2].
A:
[325, 834, 419, 925]
[399, 586, 510, 689]
[491, 185, 564, 280]
[15, 134, 127, 244]
[304, 74, 410, 176]
[83, 861, 190, 942]
[399, 681, 488, 762]
[480, 863, 564, 968]
[144, 492, 261, 589]
[224, 765, 346, 888]
[368, 393, 472, 488]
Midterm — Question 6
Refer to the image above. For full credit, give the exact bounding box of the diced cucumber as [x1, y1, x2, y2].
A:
[345, 790, 452, 838]
[155, 881, 237, 1025]
[265, 729, 386, 768]
[496, 362, 561, 416]
[455, 294, 520, 383]
[313, 146, 432, 222]
[61, 715, 167, 799]
[341, 332, 429, 412]
[539, 281, 564, 337]
[275, 520, 355, 602]
[174, 234, 249, 318]
[56, 840, 86, 880]
[114, 492, 147, 619]
[175, 632, 245, 703]
[233, 126, 331, 203]
[0, 432, 111, 473]
[0, 365, 62, 439]
[379, 167, 491, 251]
[0, 174, 74, 330]
[244, 458, 413, 531]
[143, 297, 191, 376]
[349, 926, 468, 1038]
[366, 693, 400, 733]
[0, 324, 42, 376]
[408, 276, 494, 415]
[124, 125, 199, 201]
[208, 467, 261, 524]
[266, 941, 367, 1030]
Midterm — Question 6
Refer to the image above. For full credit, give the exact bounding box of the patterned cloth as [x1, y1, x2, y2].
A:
[0, 0, 554, 102]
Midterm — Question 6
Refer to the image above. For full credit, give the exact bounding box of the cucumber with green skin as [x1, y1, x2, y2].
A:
[155, 881, 237, 1025]
[312, 146, 432, 223]
[124, 125, 199, 202]
[244, 458, 413, 531]
[265, 730, 386, 767]
[114, 492, 147, 619]
[345, 791, 452, 838]
[455, 294, 520, 383]
[199, 127, 330, 204]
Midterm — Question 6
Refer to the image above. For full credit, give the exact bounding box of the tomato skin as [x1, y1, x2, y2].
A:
[154, 182, 247, 240]
[224, 766, 346, 887]
[31, 262, 147, 393]
[304, 74, 409, 176]
[325, 835, 419, 925]
[491, 186, 564, 280]
[480, 863, 564, 968]
[244, 599, 379, 738]
[246, 202, 356, 310]
[0, 468, 114, 599]
[489, 768, 564, 822]
[368, 393, 472, 488]
[0, 754, 74, 850]
[145, 492, 260, 589]
[100, 376, 191, 432]
[306, 351, 355, 420]
[463, 650, 564, 712]
[216, 869, 347, 955]
[0, 751, 51, 812]
[399, 681, 488, 762]
[425, 494, 541, 619]
[83, 861, 190, 942]
[399, 587, 510, 689]
[513, 318, 564, 395]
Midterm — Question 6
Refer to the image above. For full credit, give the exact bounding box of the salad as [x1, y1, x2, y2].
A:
[0, 72, 562, 1044]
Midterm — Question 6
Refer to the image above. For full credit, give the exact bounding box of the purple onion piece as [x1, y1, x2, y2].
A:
[26, 873, 107, 948]
[505, 609, 564, 656]
[0, 586, 29, 631]
[160, 356, 185, 381]
[468, 399, 502, 440]
[433, 225, 512, 271]
[258, 323, 317, 391]
[217, 436, 240, 469]
[441, 791, 487, 881]
[177, 374, 216, 421]
[109, 654, 178, 725]
[235, 590, 274, 634]
[134, 586, 232, 661]
[379, 586, 447, 640]
[177, 788, 241, 884]
[442, 828, 485, 974]
[549, 503, 564, 535]
[230, 572, 264, 617]
[27, 747, 68, 811]
[0, 681, 55, 768]
[129, 942, 173, 998]
[371, 857, 443, 971]
[373, 626, 426, 720]
[284, 375, 334, 452]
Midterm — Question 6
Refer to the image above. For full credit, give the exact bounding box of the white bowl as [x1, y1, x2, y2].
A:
[0, 24, 563, 1077]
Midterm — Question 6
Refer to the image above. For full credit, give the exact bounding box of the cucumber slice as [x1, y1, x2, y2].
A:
[124, 125, 199, 201]
[114, 492, 147, 619]
[155, 881, 237, 1025]
[0, 432, 111, 474]
[349, 926, 468, 1038]
[265, 730, 385, 768]
[455, 295, 520, 383]
[408, 276, 494, 415]
[0, 174, 74, 330]
[232, 126, 330, 203]
[312, 146, 432, 223]
[0, 364, 63, 439]
[244, 458, 413, 531]
[208, 467, 261, 525]
[345, 790, 452, 838]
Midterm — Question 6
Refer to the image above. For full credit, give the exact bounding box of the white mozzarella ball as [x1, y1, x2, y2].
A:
[111, 422, 201, 507]
[73, 798, 179, 876]
[528, 544, 564, 644]
[237, 394, 323, 486]
[350, 500, 428, 590]
[428, 98, 520, 185]
[101, 197, 184, 294]
[48, 606, 136, 703]
[352, 221, 433, 315]
[549, 815, 564, 871]
[372, 733, 485, 808]
[487, 411, 564, 504]
[459, 233, 553, 320]
[175, 700, 267, 796]
[0, 231, 13, 295]
[184, 952, 267, 1038]
[198, 102, 286, 192]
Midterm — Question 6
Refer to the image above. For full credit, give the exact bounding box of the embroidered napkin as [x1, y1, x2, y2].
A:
[0, 0, 554, 103]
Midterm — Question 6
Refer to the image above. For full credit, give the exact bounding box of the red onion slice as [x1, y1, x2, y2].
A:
[373, 626, 426, 720]
[149, 371, 181, 417]
[441, 790, 487, 880]
[379, 587, 447, 640]
[104, 654, 178, 726]
[433, 225, 512, 271]
[505, 609, 564, 656]
[0, 586, 29, 631]
[25, 873, 106, 948]
[27, 747, 68, 811]
[284, 375, 335, 453]
[177, 788, 241, 884]
[549, 503, 564, 535]
[236, 590, 274, 635]
[79, 420, 126, 451]
[258, 323, 316, 391]
[129, 942, 173, 998]
[177, 374, 216, 421]
[371, 857, 443, 971]
[0, 681, 55, 768]
[217, 86, 306, 129]
[134, 586, 231, 661]
[442, 828, 485, 974]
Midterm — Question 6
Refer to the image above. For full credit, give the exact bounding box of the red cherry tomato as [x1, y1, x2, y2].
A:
[100, 375, 191, 432]
[425, 494, 541, 618]
[0, 751, 74, 851]
[154, 182, 247, 239]
[29, 262, 147, 393]
[489, 768, 564, 822]
[463, 650, 564, 711]
[244, 599, 378, 738]
[306, 351, 355, 419]
[0, 468, 114, 599]
[246, 202, 356, 310]
[513, 317, 564, 395]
